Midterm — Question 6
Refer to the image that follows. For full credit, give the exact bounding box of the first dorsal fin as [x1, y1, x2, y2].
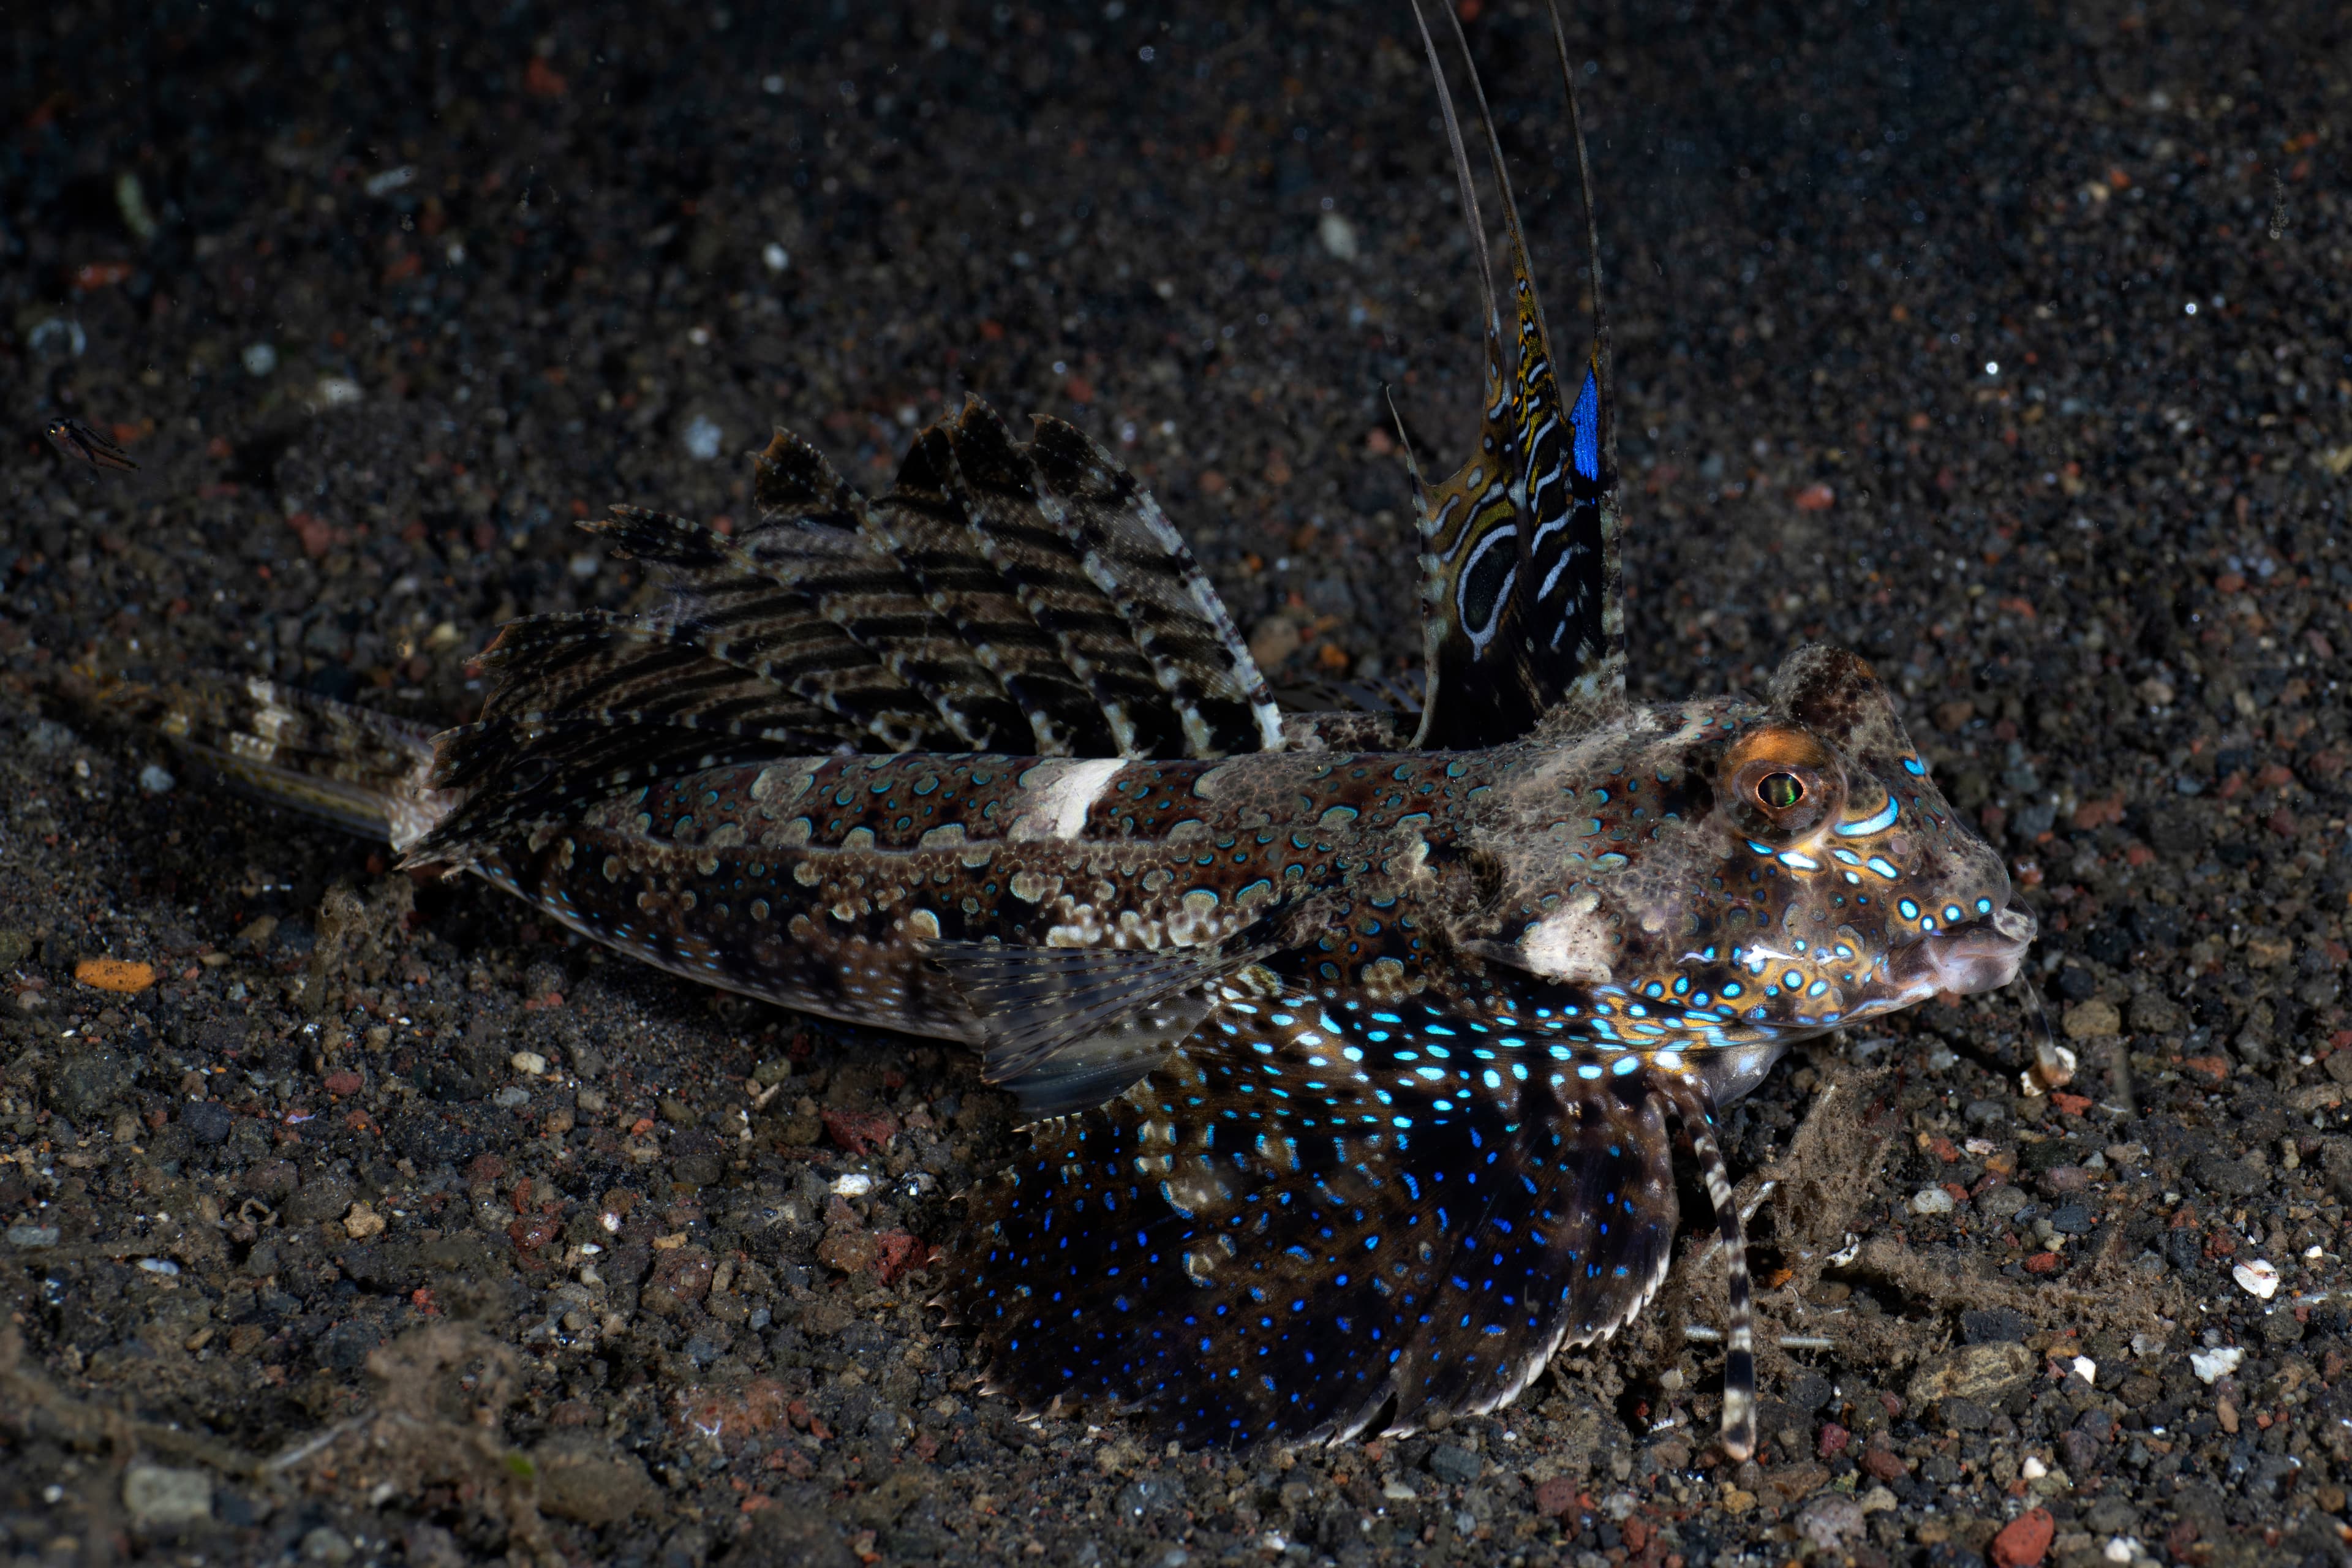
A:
[1404, 1, 1626, 749]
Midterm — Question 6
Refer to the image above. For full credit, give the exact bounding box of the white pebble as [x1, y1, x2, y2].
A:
[2188, 1345, 2243, 1384]
[2021, 1455, 2047, 1480]
[2070, 1355, 2097, 1386]
[2231, 1258, 2280, 1300]
[243, 342, 277, 377]
[1910, 1186, 1955, 1215]
[684, 413, 723, 461]
[138, 1257, 180, 1276]
[314, 377, 363, 408]
[831, 1172, 875, 1197]
[510, 1050, 548, 1077]
[1317, 211, 1359, 262]
[2103, 1539, 2135, 1564]
[138, 764, 175, 794]
[763, 243, 790, 272]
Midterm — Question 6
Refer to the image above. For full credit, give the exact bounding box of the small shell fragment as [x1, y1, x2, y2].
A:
[2231, 1258, 2280, 1300]
[2024, 1039, 2077, 1093]
[2188, 1345, 2244, 1384]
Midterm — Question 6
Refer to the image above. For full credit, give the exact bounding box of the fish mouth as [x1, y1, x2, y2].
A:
[1888, 903, 2037, 999]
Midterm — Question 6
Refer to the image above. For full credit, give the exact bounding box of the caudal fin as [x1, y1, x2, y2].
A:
[77, 671, 456, 851]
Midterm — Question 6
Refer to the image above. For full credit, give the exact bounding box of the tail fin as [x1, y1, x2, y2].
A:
[78, 671, 457, 851]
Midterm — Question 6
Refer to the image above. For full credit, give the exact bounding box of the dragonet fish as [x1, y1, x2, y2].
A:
[104, 1, 2031, 1456]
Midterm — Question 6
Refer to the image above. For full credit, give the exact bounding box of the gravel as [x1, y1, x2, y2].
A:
[2, 1, 2349, 1565]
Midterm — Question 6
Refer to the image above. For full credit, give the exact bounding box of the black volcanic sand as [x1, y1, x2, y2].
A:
[2, 1, 2348, 1564]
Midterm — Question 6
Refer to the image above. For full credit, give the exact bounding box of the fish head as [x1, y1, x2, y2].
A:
[1487, 644, 2032, 1075]
[1726, 643, 2035, 1009]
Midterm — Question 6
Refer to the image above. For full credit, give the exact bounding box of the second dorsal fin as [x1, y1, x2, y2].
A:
[1404, 0, 1624, 750]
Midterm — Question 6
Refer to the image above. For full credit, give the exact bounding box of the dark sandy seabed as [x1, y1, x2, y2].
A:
[1, 0, 2349, 1564]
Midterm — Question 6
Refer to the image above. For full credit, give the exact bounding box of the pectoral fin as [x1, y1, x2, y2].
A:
[922, 940, 1262, 1117]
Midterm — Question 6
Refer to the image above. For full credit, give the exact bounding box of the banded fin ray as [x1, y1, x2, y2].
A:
[418, 399, 1285, 853]
[951, 982, 1742, 1447]
[1023, 415, 1284, 757]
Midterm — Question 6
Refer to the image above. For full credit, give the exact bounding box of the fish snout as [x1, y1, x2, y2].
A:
[1890, 903, 2037, 999]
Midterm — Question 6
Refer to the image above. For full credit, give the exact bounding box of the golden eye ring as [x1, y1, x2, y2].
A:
[1719, 726, 1844, 839]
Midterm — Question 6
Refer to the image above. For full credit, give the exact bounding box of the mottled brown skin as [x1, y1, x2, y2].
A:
[486, 643, 2025, 1110]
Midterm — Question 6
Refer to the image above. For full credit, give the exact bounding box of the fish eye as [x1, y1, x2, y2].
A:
[1757, 772, 1805, 810]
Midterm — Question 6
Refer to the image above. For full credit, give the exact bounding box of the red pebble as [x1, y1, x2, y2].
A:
[2023, 1251, 2061, 1274]
[1991, 1507, 2054, 1567]
[1817, 1421, 1851, 1458]
[875, 1230, 933, 1284]
[323, 1071, 363, 1097]
[822, 1106, 900, 1155]
[1532, 1476, 1580, 1518]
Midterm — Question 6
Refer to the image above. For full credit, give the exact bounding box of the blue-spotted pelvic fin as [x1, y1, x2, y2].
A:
[946, 980, 1757, 1457]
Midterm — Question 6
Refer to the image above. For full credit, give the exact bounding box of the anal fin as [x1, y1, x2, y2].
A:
[924, 940, 1259, 1117]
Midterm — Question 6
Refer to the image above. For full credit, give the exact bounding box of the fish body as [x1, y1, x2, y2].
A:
[110, 3, 2034, 1453]
[480, 662, 2019, 1125]
[42, 415, 137, 471]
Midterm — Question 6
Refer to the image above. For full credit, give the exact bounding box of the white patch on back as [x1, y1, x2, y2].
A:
[1519, 888, 1613, 985]
[1009, 757, 1125, 842]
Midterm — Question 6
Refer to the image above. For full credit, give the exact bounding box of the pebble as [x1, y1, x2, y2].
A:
[1795, 1493, 1865, 1551]
[1427, 1443, 1481, 1485]
[1911, 1186, 1956, 1215]
[2188, 1346, 2244, 1384]
[138, 764, 175, 794]
[1991, 1506, 2054, 1568]
[831, 1172, 876, 1197]
[122, 1463, 211, 1530]
[532, 1438, 662, 1525]
[1317, 211, 1360, 261]
[2061, 998, 2120, 1039]
[74, 957, 155, 993]
[300, 1525, 354, 1564]
[2231, 1258, 2280, 1300]
[1904, 1342, 2035, 1408]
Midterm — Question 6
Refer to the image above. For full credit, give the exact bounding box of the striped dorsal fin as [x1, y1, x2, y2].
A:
[410, 398, 1284, 858]
[1403, 0, 1625, 749]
